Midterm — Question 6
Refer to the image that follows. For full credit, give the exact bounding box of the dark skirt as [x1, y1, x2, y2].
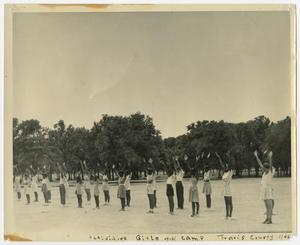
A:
[59, 184, 66, 205]
[166, 184, 174, 196]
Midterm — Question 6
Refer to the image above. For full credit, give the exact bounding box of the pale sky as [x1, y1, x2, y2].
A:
[13, 11, 291, 138]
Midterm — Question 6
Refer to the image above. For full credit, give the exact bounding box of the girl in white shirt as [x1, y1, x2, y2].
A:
[83, 174, 92, 204]
[175, 167, 185, 209]
[166, 169, 176, 215]
[125, 171, 132, 207]
[216, 152, 233, 220]
[23, 174, 32, 204]
[254, 150, 274, 224]
[41, 174, 49, 204]
[146, 168, 155, 214]
[59, 173, 67, 206]
[31, 175, 38, 202]
[15, 175, 22, 200]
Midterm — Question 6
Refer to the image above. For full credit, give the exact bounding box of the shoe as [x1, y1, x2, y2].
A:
[191, 214, 195, 217]
[262, 219, 268, 224]
[266, 220, 272, 224]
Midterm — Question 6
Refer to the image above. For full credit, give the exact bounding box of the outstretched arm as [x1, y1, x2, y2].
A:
[215, 152, 225, 170]
[268, 151, 273, 171]
[254, 150, 264, 169]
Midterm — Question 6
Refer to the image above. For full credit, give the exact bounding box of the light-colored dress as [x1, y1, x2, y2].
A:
[189, 177, 199, 202]
[83, 177, 91, 190]
[41, 178, 48, 193]
[23, 178, 31, 195]
[117, 176, 126, 198]
[31, 176, 38, 192]
[15, 176, 21, 192]
[222, 170, 233, 197]
[260, 167, 275, 200]
[202, 170, 212, 195]
[94, 182, 100, 196]
[146, 174, 155, 195]
[125, 175, 131, 191]
[75, 183, 83, 195]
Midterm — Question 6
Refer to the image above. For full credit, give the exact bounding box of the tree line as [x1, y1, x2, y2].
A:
[13, 113, 291, 180]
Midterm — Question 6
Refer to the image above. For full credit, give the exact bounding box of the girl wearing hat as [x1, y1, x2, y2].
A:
[254, 150, 275, 224]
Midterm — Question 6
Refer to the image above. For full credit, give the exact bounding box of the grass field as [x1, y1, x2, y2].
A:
[12, 177, 292, 241]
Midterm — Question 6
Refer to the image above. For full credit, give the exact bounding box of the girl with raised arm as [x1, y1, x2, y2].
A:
[75, 176, 83, 208]
[94, 176, 100, 209]
[254, 150, 275, 224]
[188, 168, 200, 217]
[15, 174, 22, 201]
[102, 174, 110, 205]
[166, 168, 176, 215]
[117, 170, 127, 211]
[202, 152, 212, 208]
[216, 152, 233, 220]
[41, 174, 49, 204]
[146, 167, 155, 214]
[125, 170, 132, 207]
[175, 157, 185, 209]
[23, 174, 32, 205]
[59, 173, 67, 206]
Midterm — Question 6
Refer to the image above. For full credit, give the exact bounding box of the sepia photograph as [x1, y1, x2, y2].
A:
[3, 4, 296, 242]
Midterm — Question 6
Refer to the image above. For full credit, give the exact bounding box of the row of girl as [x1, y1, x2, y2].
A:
[14, 150, 276, 224]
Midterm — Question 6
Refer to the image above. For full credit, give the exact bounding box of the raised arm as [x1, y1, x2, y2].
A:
[268, 151, 273, 170]
[253, 150, 263, 169]
[215, 152, 225, 170]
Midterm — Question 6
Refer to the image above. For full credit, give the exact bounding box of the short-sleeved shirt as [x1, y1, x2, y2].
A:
[94, 183, 100, 196]
[146, 174, 154, 194]
[203, 171, 210, 181]
[222, 170, 233, 196]
[84, 180, 91, 190]
[124, 175, 131, 190]
[76, 183, 82, 195]
[167, 174, 176, 185]
[176, 170, 184, 182]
